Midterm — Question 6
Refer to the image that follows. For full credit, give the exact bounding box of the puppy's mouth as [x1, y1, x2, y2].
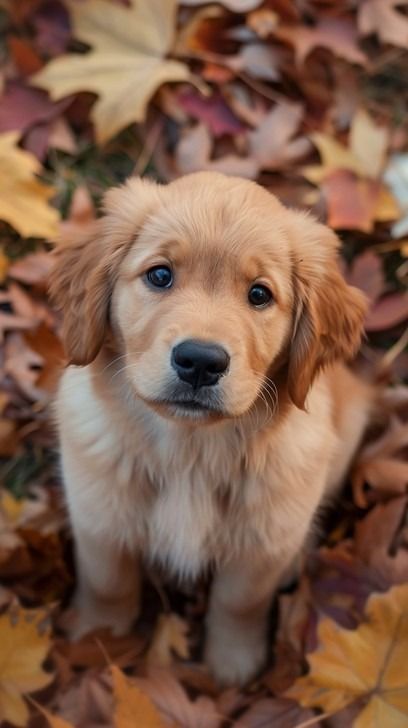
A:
[145, 388, 225, 421]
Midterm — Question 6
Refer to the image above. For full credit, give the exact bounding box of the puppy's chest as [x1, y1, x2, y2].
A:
[135, 434, 246, 579]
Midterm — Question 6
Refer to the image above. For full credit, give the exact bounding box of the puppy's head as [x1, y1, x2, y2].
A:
[51, 172, 367, 421]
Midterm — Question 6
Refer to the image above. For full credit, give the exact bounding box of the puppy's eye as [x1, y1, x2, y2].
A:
[146, 265, 173, 289]
[248, 284, 273, 308]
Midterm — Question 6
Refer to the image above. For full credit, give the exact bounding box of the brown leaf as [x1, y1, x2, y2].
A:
[365, 292, 408, 332]
[358, 0, 408, 48]
[354, 497, 408, 585]
[275, 18, 367, 66]
[9, 251, 53, 286]
[234, 698, 318, 728]
[248, 102, 310, 170]
[135, 669, 221, 728]
[352, 419, 408, 506]
[346, 251, 385, 303]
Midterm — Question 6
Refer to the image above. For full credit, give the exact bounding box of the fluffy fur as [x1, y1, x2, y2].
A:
[52, 172, 372, 685]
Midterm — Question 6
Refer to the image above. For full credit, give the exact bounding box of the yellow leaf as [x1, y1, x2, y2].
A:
[303, 132, 365, 184]
[111, 665, 170, 728]
[350, 108, 389, 179]
[0, 606, 54, 726]
[287, 584, 408, 726]
[0, 132, 59, 239]
[33, 0, 191, 143]
[147, 613, 189, 668]
[374, 184, 400, 222]
[303, 111, 389, 185]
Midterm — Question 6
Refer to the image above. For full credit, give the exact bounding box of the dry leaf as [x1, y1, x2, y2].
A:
[248, 102, 310, 170]
[0, 131, 59, 238]
[135, 669, 221, 728]
[0, 606, 53, 726]
[358, 0, 408, 48]
[111, 665, 171, 728]
[33, 0, 191, 143]
[286, 584, 408, 726]
[176, 123, 258, 179]
[275, 18, 367, 66]
[147, 613, 190, 668]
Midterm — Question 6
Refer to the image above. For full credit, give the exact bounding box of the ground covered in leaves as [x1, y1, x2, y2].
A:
[0, 1, 407, 726]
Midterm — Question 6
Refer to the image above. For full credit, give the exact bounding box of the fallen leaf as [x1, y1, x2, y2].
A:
[0, 82, 68, 138]
[234, 697, 318, 728]
[304, 110, 390, 185]
[33, 0, 192, 143]
[226, 43, 281, 81]
[177, 90, 246, 137]
[4, 332, 46, 402]
[9, 251, 53, 286]
[275, 18, 367, 66]
[135, 669, 221, 728]
[349, 108, 389, 179]
[182, 0, 262, 10]
[0, 131, 59, 238]
[355, 497, 408, 586]
[176, 122, 258, 178]
[111, 665, 171, 728]
[287, 584, 408, 726]
[147, 613, 190, 668]
[365, 292, 408, 331]
[0, 605, 53, 726]
[248, 102, 310, 170]
[358, 0, 408, 48]
[320, 172, 397, 232]
[346, 250, 385, 303]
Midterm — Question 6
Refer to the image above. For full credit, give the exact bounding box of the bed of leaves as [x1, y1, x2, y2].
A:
[0, 1, 407, 726]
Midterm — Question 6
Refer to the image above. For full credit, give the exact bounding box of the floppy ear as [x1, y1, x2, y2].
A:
[49, 177, 162, 366]
[287, 218, 367, 409]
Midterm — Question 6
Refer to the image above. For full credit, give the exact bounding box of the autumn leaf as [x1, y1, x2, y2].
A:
[304, 109, 389, 184]
[33, 0, 192, 143]
[287, 584, 408, 727]
[111, 665, 171, 728]
[358, 0, 408, 49]
[0, 606, 53, 726]
[0, 131, 59, 238]
[275, 18, 367, 66]
[147, 613, 190, 668]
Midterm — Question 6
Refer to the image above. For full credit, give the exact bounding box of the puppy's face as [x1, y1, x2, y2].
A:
[51, 173, 367, 422]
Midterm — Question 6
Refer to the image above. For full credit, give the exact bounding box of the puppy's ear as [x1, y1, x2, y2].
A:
[49, 177, 161, 365]
[287, 217, 367, 409]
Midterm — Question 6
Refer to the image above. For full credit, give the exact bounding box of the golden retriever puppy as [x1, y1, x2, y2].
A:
[52, 172, 372, 685]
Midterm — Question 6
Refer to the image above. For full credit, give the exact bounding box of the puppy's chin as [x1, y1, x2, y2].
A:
[144, 397, 227, 425]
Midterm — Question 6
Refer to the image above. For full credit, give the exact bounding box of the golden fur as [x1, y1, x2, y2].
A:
[52, 172, 372, 685]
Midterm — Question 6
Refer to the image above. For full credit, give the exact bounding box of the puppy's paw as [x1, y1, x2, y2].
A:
[205, 628, 266, 686]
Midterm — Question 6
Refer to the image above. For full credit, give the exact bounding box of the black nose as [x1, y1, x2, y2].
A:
[171, 339, 230, 389]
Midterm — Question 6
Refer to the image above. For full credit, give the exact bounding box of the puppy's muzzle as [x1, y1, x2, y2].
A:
[171, 339, 230, 390]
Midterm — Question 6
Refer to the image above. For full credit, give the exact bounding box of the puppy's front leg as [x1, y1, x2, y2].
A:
[205, 554, 290, 686]
[71, 525, 141, 639]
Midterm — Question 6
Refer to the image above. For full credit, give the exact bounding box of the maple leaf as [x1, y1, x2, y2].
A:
[287, 584, 408, 727]
[0, 605, 53, 726]
[358, 0, 408, 49]
[275, 18, 367, 66]
[0, 131, 59, 239]
[304, 109, 389, 184]
[111, 665, 171, 728]
[33, 0, 192, 143]
[147, 613, 190, 668]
